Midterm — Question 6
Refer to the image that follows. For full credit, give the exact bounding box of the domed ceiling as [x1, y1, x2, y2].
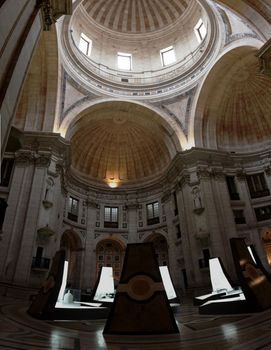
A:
[69, 102, 177, 187]
[199, 49, 271, 151]
[82, 0, 189, 34]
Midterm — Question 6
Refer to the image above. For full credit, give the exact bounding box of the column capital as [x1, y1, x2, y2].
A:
[211, 167, 225, 181]
[197, 166, 211, 180]
[37, 0, 72, 31]
[236, 169, 246, 181]
[15, 150, 35, 166]
[179, 171, 191, 188]
[125, 202, 140, 210]
[35, 152, 51, 168]
[85, 200, 97, 208]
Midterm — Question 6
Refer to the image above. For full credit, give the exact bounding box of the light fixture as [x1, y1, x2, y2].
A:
[107, 178, 119, 188]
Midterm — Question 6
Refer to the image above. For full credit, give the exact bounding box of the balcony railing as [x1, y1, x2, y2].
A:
[234, 217, 246, 225]
[67, 212, 78, 222]
[250, 189, 270, 199]
[104, 221, 118, 228]
[32, 257, 50, 269]
[147, 217, 160, 226]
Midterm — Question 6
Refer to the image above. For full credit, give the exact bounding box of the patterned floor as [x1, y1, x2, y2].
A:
[1, 294, 271, 350]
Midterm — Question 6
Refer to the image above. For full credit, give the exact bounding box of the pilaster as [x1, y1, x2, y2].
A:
[13, 152, 51, 285]
[0, 150, 35, 283]
[82, 200, 97, 289]
[126, 203, 139, 243]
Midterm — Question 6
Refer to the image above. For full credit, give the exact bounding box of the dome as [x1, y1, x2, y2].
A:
[82, 0, 190, 34]
[199, 48, 271, 151]
[61, 0, 215, 95]
[68, 102, 178, 188]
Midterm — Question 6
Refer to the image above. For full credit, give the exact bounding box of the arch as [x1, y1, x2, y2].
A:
[57, 98, 186, 151]
[61, 100, 184, 187]
[60, 229, 83, 288]
[191, 39, 271, 151]
[217, 0, 271, 39]
[14, 26, 59, 132]
[144, 232, 169, 266]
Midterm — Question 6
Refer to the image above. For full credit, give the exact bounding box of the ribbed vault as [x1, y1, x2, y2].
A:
[69, 102, 177, 187]
[81, 0, 189, 34]
[196, 47, 271, 151]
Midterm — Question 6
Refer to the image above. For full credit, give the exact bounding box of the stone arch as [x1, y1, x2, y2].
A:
[60, 229, 83, 288]
[14, 26, 59, 132]
[217, 0, 271, 38]
[191, 40, 270, 151]
[58, 98, 185, 152]
[144, 232, 169, 266]
[95, 238, 126, 282]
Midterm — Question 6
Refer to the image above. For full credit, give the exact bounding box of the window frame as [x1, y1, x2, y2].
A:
[160, 46, 176, 67]
[246, 173, 270, 198]
[68, 196, 79, 222]
[117, 52, 132, 71]
[194, 18, 207, 43]
[104, 206, 119, 228]
[146, 201, 160, 225]
[79, 33, 92, 56]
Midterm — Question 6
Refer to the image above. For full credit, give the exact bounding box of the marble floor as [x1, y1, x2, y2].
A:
[1, 293, 271, 350]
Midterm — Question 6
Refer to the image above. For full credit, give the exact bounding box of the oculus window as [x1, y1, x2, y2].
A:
[117, 52, 132, 70]
[160, 46, 176, 66]
[79, 33, 92, 56]
[194, 18, 207, 42]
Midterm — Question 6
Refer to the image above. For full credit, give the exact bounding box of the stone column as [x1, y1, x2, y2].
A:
[162, 193, 182, 289]
[196, 167, 226, 258]
[264, 165, 271, 197]
[0, 151, 35, 283]
[126, 203, 138, 243]
[177, 172, 202, 286]
[235, 170, 255, 225]
[210, 169, 238, 274]
[13, 152, 51, 286]
[82, 200, 97, 289]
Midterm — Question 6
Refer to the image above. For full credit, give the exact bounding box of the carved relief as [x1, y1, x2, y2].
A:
[192, 187, 204, 215]
[15, 151, 35, 165]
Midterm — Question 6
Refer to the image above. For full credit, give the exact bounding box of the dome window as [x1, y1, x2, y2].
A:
[160, 46, 176, 66]
[194, 18, 207, 42]
[117, 52, 132, 70]
[79, 33, 92, 56]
